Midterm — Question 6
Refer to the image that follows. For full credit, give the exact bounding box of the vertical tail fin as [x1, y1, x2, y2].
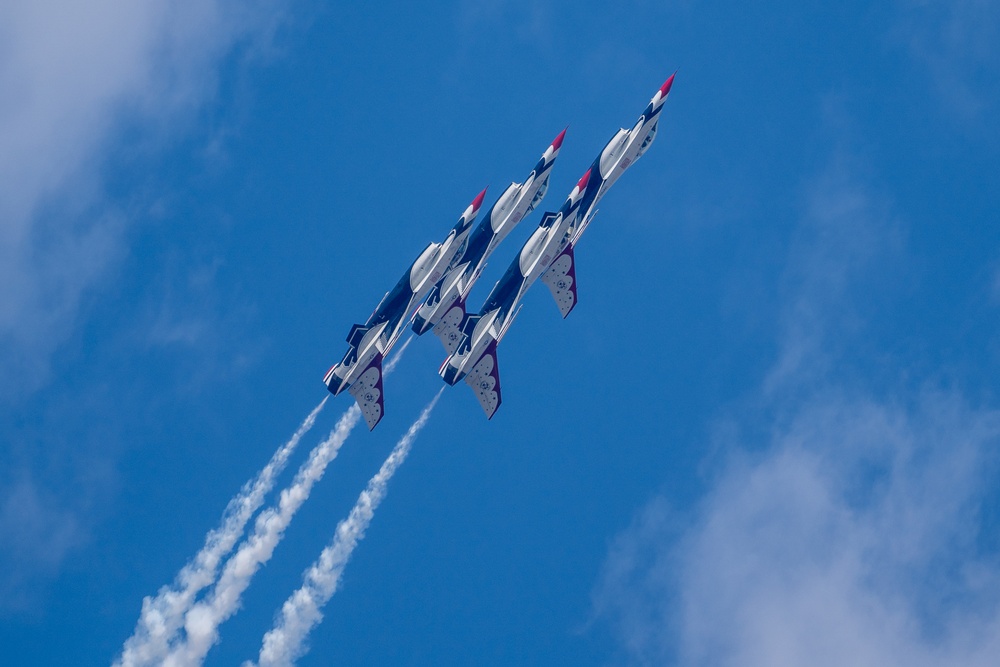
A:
[540, 244, 578, 318]
[464, 340, 501, 419]
[348, 353, 385, 430]
[430, 298, 468, 354]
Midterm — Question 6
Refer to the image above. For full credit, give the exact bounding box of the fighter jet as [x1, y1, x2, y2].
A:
[411, 130, 566, 354]
[324, 189, 488, 429]
[440, 74, 675, 418]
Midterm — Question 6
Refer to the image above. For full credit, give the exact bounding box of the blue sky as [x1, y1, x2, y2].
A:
[2, 1, 1000, 665]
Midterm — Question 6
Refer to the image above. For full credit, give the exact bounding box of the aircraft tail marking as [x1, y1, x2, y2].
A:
[464, 340, 501, 419]
[348, 353, 385, 430]
[540, 244, 578, 318]
[345, 323, 369, 347]
[432, 298, 468, 354]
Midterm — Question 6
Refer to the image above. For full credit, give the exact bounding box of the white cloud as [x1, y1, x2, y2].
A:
[0, 0, 286, 613]
[595, 392, 1000, 667]
[594, 157, 1000, 665]
[0, 0, 283, 396]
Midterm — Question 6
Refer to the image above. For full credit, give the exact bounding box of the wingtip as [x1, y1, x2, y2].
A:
[576, 168, 592, 191]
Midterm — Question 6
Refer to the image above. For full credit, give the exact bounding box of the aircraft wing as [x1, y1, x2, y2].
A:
[463, 340, 502, 419]
[540, 244, 578, 318]
[348, 352, 385, 430]
[431, 298, 468, 354]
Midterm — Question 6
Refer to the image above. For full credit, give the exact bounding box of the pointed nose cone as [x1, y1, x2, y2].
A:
[659, 72, 676, 98]
[551, 127, 567, 151]
[575, 169, 591, 192]
[470, 187, 488, 214]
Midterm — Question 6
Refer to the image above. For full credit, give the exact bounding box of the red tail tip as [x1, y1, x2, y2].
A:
[576, 169, 591, 191]
[659, 72, 676, 97]
[471, 188, 488, 211]
[551, 128, 567, 151]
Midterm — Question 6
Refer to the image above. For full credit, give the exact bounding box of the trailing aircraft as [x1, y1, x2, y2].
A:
[324, 190, 487, 429]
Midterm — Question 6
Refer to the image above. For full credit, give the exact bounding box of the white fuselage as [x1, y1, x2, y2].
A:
[326, 203, 479, 394]
[413, 140, 559, 336]
[441, 81, 669, 387]
[441, 181, 587, 385]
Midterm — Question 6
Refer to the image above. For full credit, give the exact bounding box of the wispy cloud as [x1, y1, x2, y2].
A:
[249, 389, 444, 667]
[595, 392, 1000, 667]
[0, 0, 284, 398]
[115, 397, 327, 667]
[764, 155, 899, 394]
[594, 155, 1000, 665]
[0, 477, 84, 613]
[894, 0, 1000, 125]
[0, 0, 286, 615]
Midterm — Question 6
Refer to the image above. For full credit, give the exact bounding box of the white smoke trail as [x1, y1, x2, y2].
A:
[116, 336, 413, 667]
[116, 397, 328, 667]
[384, 336, 412, 374]
[249, 388, 444, 667]
[161, 404, 361, 667]
[156, 337, 415, 667]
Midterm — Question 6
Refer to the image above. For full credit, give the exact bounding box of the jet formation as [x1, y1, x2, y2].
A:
[324, 74, 675, 429]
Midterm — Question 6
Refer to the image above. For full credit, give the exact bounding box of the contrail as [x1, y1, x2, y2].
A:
[156, 338, 414, 667]
[115, 337, 413, 667]
[115, 397, 328, 667]
[161, 404, 361, 667]
[248, 388, 444, 667]
[385, 337, 412, 373]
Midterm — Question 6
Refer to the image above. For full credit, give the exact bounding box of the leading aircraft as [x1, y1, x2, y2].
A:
[324, 190, 488, 429]
[439, 74, 676, 418]
[411, 129, 566, 353]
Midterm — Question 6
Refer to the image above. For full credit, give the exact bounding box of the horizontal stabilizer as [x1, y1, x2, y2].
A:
[432, 299, 467, 354]
[461, 313, 481, 336]
[451, 314, 481, 357]
[539, 211, 560, 229]
[346, 323, 369, 347]
[348, 353, 385, 430]
[540, 244, 578, 318]
[464, 340, 501, 419]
